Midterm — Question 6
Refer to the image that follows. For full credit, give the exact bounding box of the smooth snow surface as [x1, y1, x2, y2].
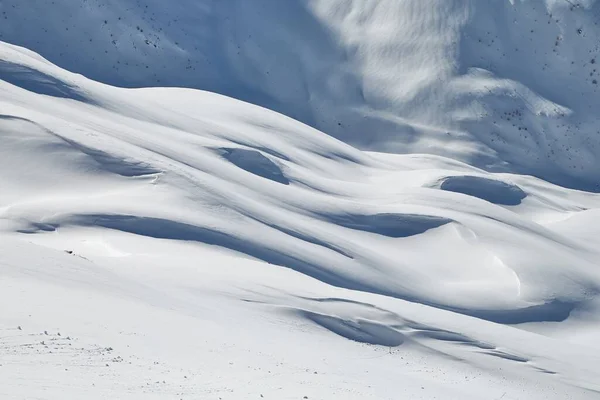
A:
[1, 3, 600, 399]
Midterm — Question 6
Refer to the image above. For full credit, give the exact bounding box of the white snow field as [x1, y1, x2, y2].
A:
[1, 1, 600, 400]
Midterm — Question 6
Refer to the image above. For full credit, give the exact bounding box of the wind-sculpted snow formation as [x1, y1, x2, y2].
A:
[1, 1, 600, 399]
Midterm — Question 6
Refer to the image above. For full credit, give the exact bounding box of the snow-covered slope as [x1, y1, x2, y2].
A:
[2, 39, 600, 399]
[1, 0, 600, 190]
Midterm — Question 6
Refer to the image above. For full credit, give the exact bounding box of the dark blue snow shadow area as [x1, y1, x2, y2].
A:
[219, 148, 289, 185]
[0, 61, 90, 102]
[17, 222, 59, 234]
[301, 311, 406, 347]
[454, 300, 577, 325]
[409, 328, 495, 350]
[321, 212, 453, 238]
[440, 176, 527, 206]
[409, 323, 531, 363]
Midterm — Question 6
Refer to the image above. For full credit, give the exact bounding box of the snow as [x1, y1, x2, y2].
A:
[2, 0, 600, 189]
[1, 2, 600, 399]
[438, 175, 527, 206]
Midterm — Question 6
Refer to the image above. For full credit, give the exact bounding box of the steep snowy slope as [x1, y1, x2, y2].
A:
[2, 40, 600, 399]
[1, 0, 600, 189]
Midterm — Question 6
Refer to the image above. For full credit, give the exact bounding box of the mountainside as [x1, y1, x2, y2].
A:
[2, 0, 600, 189]
[1, 2, 600, 399]
[2, 39, 600, 399]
